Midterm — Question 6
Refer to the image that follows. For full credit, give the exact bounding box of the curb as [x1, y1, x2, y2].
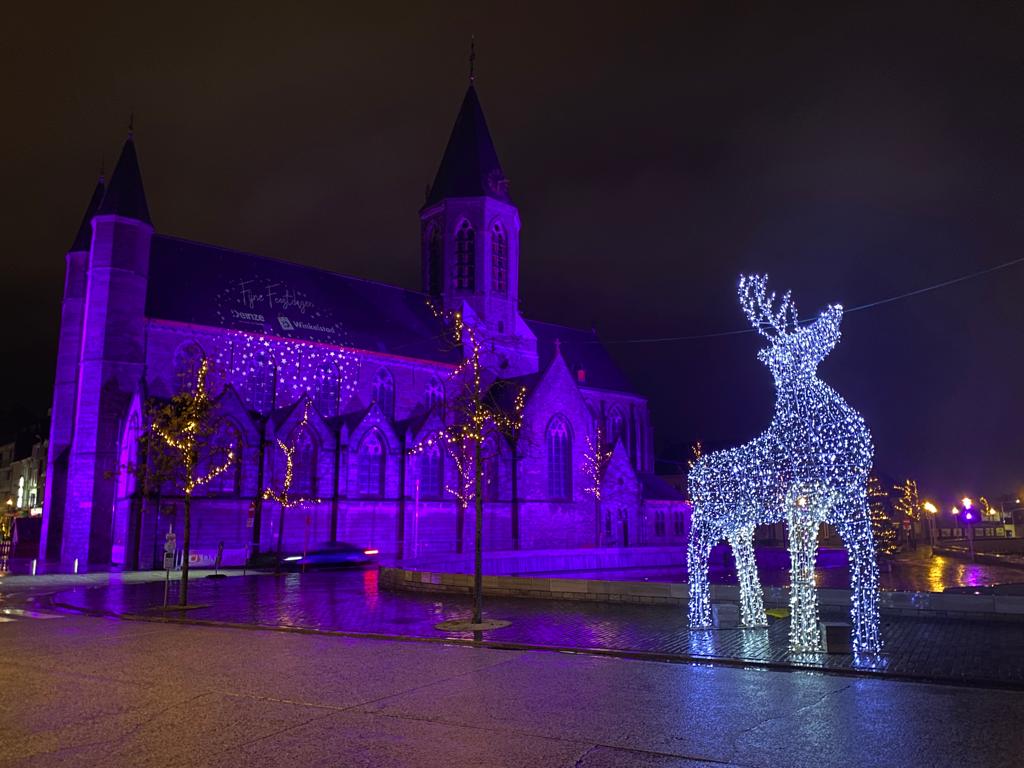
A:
[47, 597, 1024, 693]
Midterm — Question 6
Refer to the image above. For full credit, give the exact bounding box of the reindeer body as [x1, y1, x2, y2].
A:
[687, 276, 881, 654]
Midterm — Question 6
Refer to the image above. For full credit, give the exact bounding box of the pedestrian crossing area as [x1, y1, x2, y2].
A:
[0, 607, 64, 622]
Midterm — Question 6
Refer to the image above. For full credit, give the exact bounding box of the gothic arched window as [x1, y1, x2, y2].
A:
[424, 376, 444, 414]
[174, 341, 205, 392]
[314, 362, 340, 417]
[372, 368, 395, 419]
[418, 442, 444, 499]
[455, 220, 475, 291]
[357, 431, 385, 497]
[206, 421, 242, 495]
[491, 222, 507, 295]
[608, 407, 626, 448]
[246, 353, 275, 413]
[546, 415, 572, 500]
[117, 414, 140, 498]
[427, 223, 443, 295]
[291, 429, 317, 497]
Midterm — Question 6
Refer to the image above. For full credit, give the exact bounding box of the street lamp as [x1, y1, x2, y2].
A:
[922, 501, 938, 548]
[961, 498, 977, 561]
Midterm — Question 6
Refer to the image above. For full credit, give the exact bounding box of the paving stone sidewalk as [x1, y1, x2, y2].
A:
[50, 569, 1024, 688]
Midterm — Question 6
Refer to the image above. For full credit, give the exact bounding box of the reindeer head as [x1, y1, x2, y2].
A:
[738, 274, 843, 387]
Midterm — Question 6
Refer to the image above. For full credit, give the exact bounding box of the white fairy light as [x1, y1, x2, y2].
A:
[211, 330, 360, 414]
[687, 275, 881, 655]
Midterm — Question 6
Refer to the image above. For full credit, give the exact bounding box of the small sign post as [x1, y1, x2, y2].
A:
[163, 527, 177, 608]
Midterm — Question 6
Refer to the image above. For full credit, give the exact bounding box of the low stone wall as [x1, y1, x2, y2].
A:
[399, 546, 685, 577]
[380, 566, 1024, 620]
[381, 566, 690, 606]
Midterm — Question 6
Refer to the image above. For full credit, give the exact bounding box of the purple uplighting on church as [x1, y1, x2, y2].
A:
[43, 80, 688, 569]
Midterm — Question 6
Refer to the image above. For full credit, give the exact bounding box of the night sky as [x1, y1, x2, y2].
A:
[3, 3, 1022, 504]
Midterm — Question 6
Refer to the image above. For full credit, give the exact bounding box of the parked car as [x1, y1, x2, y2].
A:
[279, 542, 379, 571]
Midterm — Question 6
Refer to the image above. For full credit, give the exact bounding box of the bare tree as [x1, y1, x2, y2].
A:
[262, 401, 320, 568]
[410, 305, 525, 624]
[582, 424, 613, 545]
[150, 357, 235, 605]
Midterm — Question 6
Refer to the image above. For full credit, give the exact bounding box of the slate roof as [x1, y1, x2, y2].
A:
[424, 85, 511, 207]
[639, 473, 687, 502]
[527, 320, 634, 393]
[145, 237, 635, 394]
[70, 176, 105, 252]
[145, 236, 461, 364]
[97, 136, 151, 224]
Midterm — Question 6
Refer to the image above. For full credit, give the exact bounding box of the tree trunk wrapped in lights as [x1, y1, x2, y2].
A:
[409, 304, 525, 625]
[262, 401, 320, 567]
[582, 424, 613, 546]
[150, 357, 235, 606]
[687, 275, 882, 655]
[868, 474, 898, 556]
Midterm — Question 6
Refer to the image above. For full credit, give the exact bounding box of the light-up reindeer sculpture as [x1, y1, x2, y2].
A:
[687, 275, 881, 654]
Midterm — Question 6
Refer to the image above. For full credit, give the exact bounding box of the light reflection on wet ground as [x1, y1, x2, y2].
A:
[529, 546, 1024, 592]
[53, 568, 1024, 687]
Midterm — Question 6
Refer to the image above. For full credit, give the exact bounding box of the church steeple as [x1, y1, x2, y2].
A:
[69, 175, 106, 252]
[424, 84, 511, 207]
[97, 133, 152, 225]
[419, 66, 536, 377]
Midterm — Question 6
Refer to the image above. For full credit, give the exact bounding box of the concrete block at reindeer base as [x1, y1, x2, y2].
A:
[712, 603, 740, 628]
[819, 622, 852, 654]
[709, 584, 741, 603]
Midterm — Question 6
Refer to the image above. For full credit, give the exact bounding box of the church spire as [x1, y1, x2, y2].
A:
[69, 173, 106, 252]
[424, 70, 510, 207]
[97, 130, 152, 225]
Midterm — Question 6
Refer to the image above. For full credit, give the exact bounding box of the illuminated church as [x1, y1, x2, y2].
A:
[42, 80, 687, 569]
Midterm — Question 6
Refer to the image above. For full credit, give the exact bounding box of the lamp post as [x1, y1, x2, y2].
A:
[922, 501, 938, 548]
[961, 497, 976, 562]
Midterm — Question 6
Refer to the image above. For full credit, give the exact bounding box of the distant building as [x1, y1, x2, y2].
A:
[0, 431, 47, 516]
[42, 79, 688, 569]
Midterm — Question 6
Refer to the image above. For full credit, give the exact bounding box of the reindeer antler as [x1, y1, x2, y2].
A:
[738, 274, 798, 338]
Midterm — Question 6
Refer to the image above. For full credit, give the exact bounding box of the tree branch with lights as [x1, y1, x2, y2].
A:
[409, 303, 526, 624]
[582, 424, 613, 545]
[262, 401, 321, 567]
[150, 357, 234, 606]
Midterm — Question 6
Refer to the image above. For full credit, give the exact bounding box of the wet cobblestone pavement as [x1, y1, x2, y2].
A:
[53, 569, 1024, 688]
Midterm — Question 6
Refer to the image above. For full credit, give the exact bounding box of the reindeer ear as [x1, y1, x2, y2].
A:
[810, 305, 843, 354]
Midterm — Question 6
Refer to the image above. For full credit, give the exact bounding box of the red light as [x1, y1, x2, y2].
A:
[364, 549, 379, 555]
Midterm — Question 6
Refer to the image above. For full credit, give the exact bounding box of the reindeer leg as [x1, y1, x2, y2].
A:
[687, 521, 716, 628]
[787, 505, 823, 653]
[837, 501, 882, 654]
[729, 524, 767, 628]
